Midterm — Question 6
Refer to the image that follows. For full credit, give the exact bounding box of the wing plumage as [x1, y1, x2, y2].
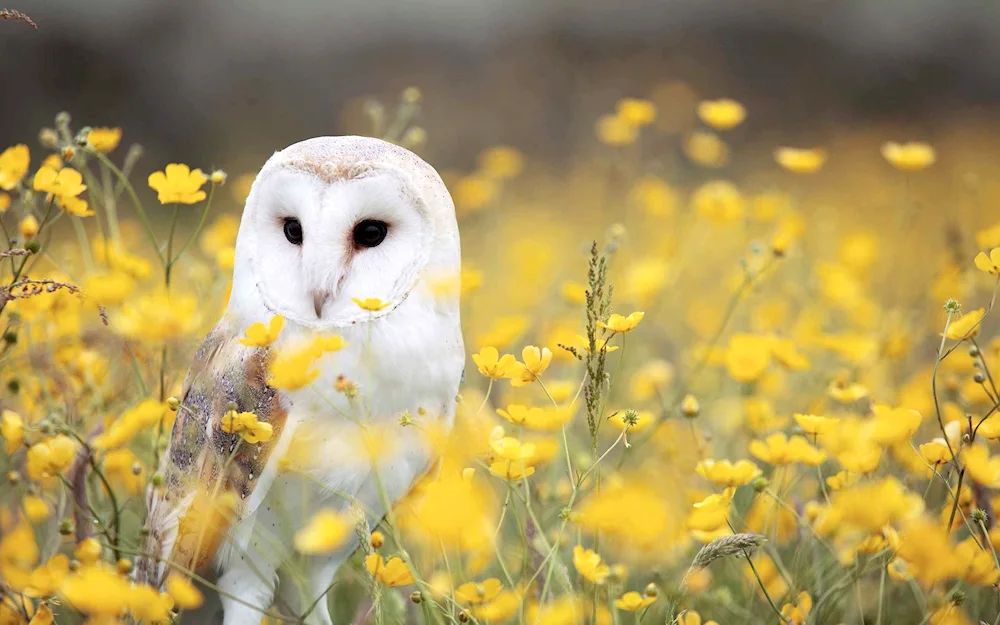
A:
[136, 321, 289, 586]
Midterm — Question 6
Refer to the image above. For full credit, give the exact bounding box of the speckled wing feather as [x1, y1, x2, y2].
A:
[136, 321, 289, 586]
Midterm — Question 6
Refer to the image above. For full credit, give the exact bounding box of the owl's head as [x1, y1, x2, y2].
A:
[230, 136, 460, 329]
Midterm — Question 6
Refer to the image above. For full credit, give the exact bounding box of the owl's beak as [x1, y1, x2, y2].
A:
[312, 290, 331, 318]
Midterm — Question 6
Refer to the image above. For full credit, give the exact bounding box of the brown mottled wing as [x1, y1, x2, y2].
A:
[136, 322, 288, 585]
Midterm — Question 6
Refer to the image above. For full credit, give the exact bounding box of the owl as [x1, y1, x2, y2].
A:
[135, 136, 464, 625]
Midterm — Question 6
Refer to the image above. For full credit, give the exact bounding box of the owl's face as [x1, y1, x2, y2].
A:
[248, 166, 433, 327]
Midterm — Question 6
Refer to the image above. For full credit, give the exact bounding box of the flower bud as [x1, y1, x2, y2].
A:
[401, 87, 422, 105]
[59, 519, 74, 536]
[39, 128, 59, 148]
[19, 215, 39, 239]
[6, 471, 20, 485]
[166, 396, 180, 411]
[752, 476, 770, 493]
[681, 394, 700, 418]
[211, 170, 227, 185]
[370, 531, 384, 549]
[974, 372, 986, 384]
[409, 591, 422, 604]
[971, 508, 988, 524]
[644, 582, 658, 598]
[943, 299, 961, 313]
[3, 331, 16, 345]
[458, 611, 470, 623]
[117, 558, 133, 574]
[61, 146, 76, 161]
[151, 473, 164, 487]
[131, 462, 143, 476]
[25, 239, 40, 254]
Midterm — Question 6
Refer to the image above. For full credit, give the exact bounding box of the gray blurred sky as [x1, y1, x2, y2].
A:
[3, 0, 1000, 170]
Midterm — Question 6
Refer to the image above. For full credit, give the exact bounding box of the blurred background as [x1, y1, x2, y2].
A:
[4, 0, 1000, 174]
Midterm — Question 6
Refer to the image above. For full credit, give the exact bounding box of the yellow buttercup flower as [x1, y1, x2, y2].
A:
[496, 404, 571, 431]
[23, 495, 50, 522]
[686, 488, 735, 532]
[0, 192, 10, 212]
[870, 403, 922, 445]
[147, 163, 208, 204]
[918, 440, 951, 465]
[881, 141, 935, 171]
[166, 574, 204, 609]
[1, 409, 24, 454]
[945, 307, 984, 340]
[572, 334, 619, 354]
[774, 147, 826, 173]
[695, 459, 762, 487]
[677, 610, 718, 625]
[0, 144, 29, 190]
[268, 343, 323, 390]
[365, 554, 415, 586]
[749, 433, 826, 466]
[87, 127, 122, 153]
[630, 176, 677, 217]
[115, 289, 201, 342]
[472, 346, 518, 380]
[780, 591, 812, 625]
[597, 311, 644, 333]
[961, 445, 1000, 487]
[615, 591, 656, 612]
[294, 509, 350, 554]
[239, 315, 285, 347]
[454, 577, 502, 605]
[696, 98, 746, 130]
[684, 131, 729, 168]
[572, 545, 610, 584]
[508, 345, 552, 387]
[220, 410, 273, 444]
[828, 380, 869, 403]
[26, 435, 77, 480]
[33, 166, 92, 216]
[793, 413, 839, 436]
[975, 248, 1000, 275]
[725, 333, 771, 383]
[352, 297, 390, 311]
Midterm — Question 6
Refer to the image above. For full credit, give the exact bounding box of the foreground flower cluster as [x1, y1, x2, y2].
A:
[0, 88, 999, 625]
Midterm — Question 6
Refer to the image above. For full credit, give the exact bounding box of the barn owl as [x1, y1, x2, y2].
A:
[135, 136, 464, 625]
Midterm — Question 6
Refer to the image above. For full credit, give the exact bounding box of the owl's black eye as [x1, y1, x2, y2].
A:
[353, 219, 388, 248]
[283, 218, 303, 245]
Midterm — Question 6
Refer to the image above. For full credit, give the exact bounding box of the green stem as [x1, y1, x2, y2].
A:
[87, 149, 165, 264]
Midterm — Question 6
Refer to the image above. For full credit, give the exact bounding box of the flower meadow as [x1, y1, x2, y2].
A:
[1, 81, 1000, 625]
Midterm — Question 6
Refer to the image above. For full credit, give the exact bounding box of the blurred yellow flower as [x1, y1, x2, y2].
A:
[268, 343, 322, 390]
[472, 346, 518, 380]
[695, 459, 761, 487]
[697, 99, 746, 130]
[974, 248, 1000, 275]
[793, 413, 838, 436]
[881, 141, 935, 172]
[684, 131, 730, 168]
[353, 297, 390, 311]
[74, 538, 102, 567]
[630, 176, 677, 217]
[478, 146, 524, 180]
[598, 311, 644, 333]
[615, 591, 655, 612]
[918, 440, 951, 465]
[19, 214, 39, 239]
[870, 403, 922, 445]
[945, 307, 984, 340]
[365, 554, 415, 586]
[828, 380, 869, 403]
[508, 345, 552, 387]
[496, 405, 571, 431]
[630, 359, 674, 401]
[475, 315, 528, 350]
[26, 435, 76, 481]
[220, 410, 273, 444]
[725, 333, 771, 383]
[148, 163, 208, 204]
[774, 147, 826, 173]
[87, 127, 122, 153]
[0, 144, 29, 190]
[469, 590, 521, 621]
[769, 337, 809, 371]
[454, 577, 503, 605]
[59, 564, 133, 614]
[240, 315, 285, 347]
[692, 180, 744, 223]
[596, 113, 638, 146]
[116, 289, 202, 342]
[1, 410, 24, 454]
[828, 477, 923, 533]
[0, 192, 9, 212]
[896, 518, 962, 586]
[749, 433, 826, 466]
[617, 98, 657, 126]
[93, 399, 168, 450]
[961, 444, 1000, 487]
[572, 334, 619, 354]
[686, 488, 735, 532]
[955, 536, 999, 585]
[572, 545, 610, 584]
[23, 495, 49, 523]
[166, 574, 204, 609]
[294, 509, 350, 554]
[780, 591, 812, 625]
[453, 173, 496, 213]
